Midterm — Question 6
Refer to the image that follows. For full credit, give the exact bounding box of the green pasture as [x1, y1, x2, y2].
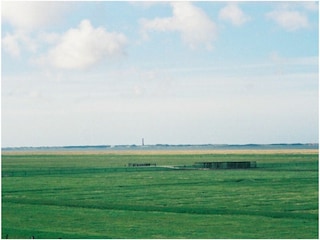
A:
[2, 153, 318, 238]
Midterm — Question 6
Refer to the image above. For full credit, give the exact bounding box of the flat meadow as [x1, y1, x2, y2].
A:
[1, 149, 318, 239]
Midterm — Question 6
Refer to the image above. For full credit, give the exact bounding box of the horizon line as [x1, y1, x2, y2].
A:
[2, 142, 319, 150]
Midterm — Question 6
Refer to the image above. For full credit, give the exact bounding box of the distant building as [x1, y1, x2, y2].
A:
[194, 161, 256, 169]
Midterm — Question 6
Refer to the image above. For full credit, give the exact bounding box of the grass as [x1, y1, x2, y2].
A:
[2, 152, 318, 238]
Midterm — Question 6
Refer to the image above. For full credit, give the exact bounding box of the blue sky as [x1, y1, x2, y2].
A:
[1, 1, 319, 147]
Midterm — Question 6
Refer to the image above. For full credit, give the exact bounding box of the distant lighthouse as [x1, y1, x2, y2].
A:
[142, 138, 144, 146]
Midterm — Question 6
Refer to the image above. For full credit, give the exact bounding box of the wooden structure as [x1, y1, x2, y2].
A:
[195, 161, 256, 169]
[128, 163, 156, 167]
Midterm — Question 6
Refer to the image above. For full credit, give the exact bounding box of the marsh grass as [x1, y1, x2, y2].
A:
[2, 153, 318, 238]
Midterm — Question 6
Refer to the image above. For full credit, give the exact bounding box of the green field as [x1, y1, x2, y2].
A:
[2, 152, 319, 239]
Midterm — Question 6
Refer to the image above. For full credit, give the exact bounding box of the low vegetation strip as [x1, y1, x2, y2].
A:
[2, 148, 318, 156]
[5, 198, 317, 221]
[3, 152, 317, 176]
[2, 166, 175, 177]
[2, 161, 317, 178]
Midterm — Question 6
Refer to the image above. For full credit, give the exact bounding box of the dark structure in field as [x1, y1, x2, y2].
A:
[195, 161, 256, 169]
[128, 163, 156, 167]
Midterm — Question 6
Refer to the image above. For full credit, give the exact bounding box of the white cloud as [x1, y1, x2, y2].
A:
[2, 1, 70, 31]
[266, 8, 309, 31]
[2, 30, 38, 57]
[140, 2, 217, 49]
[37, 20, 127, 70]
[2, 1, 70, 58]
[38, 32, 61, 45]
[218, 3, 250, 26]
[2, 32, 21, 57]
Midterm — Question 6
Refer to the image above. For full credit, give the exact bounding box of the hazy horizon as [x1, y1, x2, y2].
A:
[2, 142, 319, 150]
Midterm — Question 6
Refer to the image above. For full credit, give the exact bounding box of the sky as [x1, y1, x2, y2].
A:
[1, 1, 319, 147]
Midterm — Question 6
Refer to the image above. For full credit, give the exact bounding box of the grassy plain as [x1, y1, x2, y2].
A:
[2, 150, 319, 239]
